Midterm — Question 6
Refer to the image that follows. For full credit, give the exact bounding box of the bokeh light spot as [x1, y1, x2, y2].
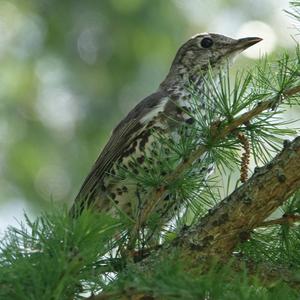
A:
[35, 55, 68, 85]
[237, 21, 277, 59]
[0, 198, 30, 235]
[111, 0, 143, 14]
[77, 27, 102, 65]
[34, 164, 71, 202]
[36, 87, 81, 135]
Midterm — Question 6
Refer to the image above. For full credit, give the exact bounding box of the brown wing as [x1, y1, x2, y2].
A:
[71, 90, 166, 216]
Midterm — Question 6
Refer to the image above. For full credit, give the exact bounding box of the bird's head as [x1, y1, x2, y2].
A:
[162, 33, 262, 88]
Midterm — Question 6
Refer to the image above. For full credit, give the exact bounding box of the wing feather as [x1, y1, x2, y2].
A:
[71, 90, 167, 214]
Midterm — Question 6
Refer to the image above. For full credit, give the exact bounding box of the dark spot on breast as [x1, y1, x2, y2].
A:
[122, 186, 128, 192]
[137, 156, 145, 164]
[146, 120, 155, 128]
[110, 192, 116, 200]
[164, 148, 170, 154]
[116, 188, 123, 195]
[148, 157, 154, 163]
[139, 138, 148, 151]
[171, 93, 181, 101]
[151, 150, 158, 156]
[176, 106, 183, 114]
[185, 118, 194, 124]
[122, 146, 135, 157]
[164, 194, 171, 201]
[128, 161, 135, 168]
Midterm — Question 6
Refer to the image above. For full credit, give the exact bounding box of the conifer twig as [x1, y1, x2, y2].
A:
[256, 214, 300, 228]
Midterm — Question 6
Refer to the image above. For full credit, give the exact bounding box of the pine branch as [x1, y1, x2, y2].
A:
[129, 84, 300, 246]
[234, 259, 300, 289]
[87, 292, 124, 300]
[90, 252, 300, 300]
[168, 136, 300, 260]
[92, 136, 300, 300]
[256, 214, 300, 228]
[87, 291, 156, 300]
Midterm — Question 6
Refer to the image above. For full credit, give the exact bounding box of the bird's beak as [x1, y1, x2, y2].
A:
[235, 37, 263, 51]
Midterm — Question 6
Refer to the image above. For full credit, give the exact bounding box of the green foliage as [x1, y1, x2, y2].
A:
[239, 192, 300, 267]
[0, 208, 123, 300]
[1, 200, 300, 300]
[112, 256, 299, 300]
[206, 49, 300, 166]
[286, 0, 300, 29]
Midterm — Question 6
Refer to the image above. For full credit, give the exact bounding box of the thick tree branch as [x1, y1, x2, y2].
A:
[172, 136, 300, 260]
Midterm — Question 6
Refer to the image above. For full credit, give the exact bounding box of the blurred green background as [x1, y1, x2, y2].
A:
[0, 0, 296, 231]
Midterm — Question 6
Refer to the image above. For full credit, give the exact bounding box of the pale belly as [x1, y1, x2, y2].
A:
[95, 122, 214, 223]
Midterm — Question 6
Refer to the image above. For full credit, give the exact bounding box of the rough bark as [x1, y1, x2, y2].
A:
[172, 136, 300, 259]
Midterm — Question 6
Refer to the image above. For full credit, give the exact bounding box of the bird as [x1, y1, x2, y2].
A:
[71, 33, 261, 237]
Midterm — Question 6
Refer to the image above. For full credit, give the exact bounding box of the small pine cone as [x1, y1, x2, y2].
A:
[237, 131, 251, 183]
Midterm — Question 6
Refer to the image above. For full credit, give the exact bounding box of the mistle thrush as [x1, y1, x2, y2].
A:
[71, 33, 261, 228]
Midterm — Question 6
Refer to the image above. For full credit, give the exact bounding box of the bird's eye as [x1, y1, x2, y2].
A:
[200, 37, 213, 48]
